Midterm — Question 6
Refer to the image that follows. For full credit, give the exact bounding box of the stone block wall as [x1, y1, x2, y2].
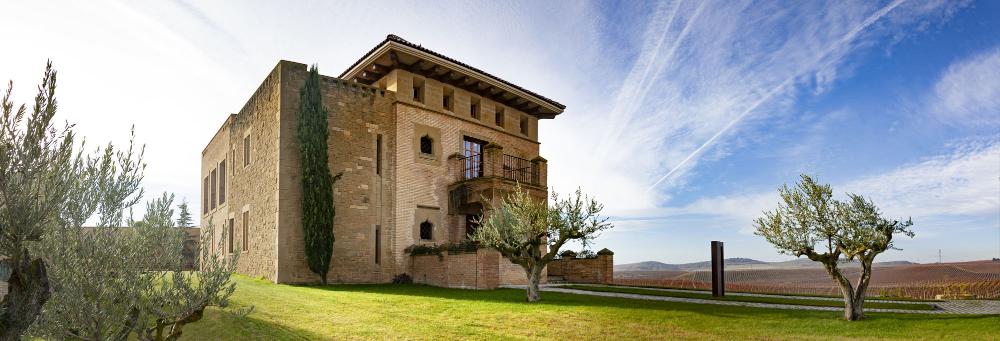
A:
[201, 61, 285, 281]
[547, 252, 614, 284]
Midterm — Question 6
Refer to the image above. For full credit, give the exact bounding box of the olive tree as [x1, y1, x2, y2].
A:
[753, 174, 914, 320]
[31, 191, 241, 340]
[0, 62, 81, 339]
[472, 187, 612, 302]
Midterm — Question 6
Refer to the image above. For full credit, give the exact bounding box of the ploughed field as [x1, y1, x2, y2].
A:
[183, 275, 999, 340]
[616, 261, 1000, 300]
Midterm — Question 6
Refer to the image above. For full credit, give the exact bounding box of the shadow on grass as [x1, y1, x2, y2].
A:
[186, 304, 329, 341]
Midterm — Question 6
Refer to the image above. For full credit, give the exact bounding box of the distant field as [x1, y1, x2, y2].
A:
[184, 275, 999, 340]
[616, 260, 1000, 300]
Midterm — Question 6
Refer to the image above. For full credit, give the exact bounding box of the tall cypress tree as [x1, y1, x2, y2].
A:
[296, 65, 341, 284]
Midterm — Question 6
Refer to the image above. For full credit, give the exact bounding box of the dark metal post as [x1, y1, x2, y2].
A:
[711, 241, 725, 297]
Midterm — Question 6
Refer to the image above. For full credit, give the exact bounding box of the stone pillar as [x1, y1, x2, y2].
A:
[531, 156, 547, 187]
[483, 143, 503, 179]
[447, 153, 463, 183]
[597, 248, 614, 284]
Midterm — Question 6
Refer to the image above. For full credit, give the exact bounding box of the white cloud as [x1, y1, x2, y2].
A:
[611, 138, 1000, 239]
[930, 47, 1000, 127]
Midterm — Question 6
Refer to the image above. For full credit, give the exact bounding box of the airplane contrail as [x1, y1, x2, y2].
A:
[645, 0, 908, 193]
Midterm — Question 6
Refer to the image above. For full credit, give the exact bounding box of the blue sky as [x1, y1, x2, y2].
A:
[1, 1, 997, 264]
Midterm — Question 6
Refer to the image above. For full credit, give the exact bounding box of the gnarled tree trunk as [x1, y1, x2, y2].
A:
[1, 252, 50, 341]
[524, 264, 544, 302]
[823, 261, 863, 321]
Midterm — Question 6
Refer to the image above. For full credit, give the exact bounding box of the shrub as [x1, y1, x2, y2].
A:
[578, 250, 597, 259]
[559, 250, 577, 258]
[392, 273, 413, 284]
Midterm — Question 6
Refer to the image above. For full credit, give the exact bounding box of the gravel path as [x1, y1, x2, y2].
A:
[501, 284, 1000, 315]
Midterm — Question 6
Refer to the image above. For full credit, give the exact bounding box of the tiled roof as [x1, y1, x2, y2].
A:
[340, 34, 566, 110]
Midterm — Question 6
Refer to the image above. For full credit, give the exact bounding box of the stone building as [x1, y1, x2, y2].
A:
[200, 35, 563, 287]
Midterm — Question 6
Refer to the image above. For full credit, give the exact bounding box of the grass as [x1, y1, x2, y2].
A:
[183, 275, 999, 340]
[562, 285, 937, 310]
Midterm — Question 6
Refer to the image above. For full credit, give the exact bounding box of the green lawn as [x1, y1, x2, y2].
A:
[562, 285, 937, 310]
[184, 275, 999, 340]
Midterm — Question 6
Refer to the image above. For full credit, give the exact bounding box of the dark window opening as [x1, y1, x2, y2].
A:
[442, 95, 451, 110]
[242, 211, 249, 251]
[520, 117, 529, 135]
[210, 168, 217, 209]
[376, 134, 383, 175]
[243, 134, 251, 167]
[413, 86, 423, 103]
[218, 160, 226, 205]
[202, 176, 209, 214]
[227, 218, 234, 254]
[419, 220, 433, 240]
[419, 135, 433, 155]
[495, 108, 505, 127]
[375, 225, 381, 264]
[470, 103, 479, 119]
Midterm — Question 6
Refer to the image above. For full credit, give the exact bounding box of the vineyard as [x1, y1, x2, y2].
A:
[615, 260, 1000, 300]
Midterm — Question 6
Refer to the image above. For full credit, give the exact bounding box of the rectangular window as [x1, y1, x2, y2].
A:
[495, 107, 505, 127]
[227, 218, 234, 254]
[419, 220, 433, 240]
[470, 98, 480, 120]
[242, 211, 249, 251]
[210, 168, 217, 209]
[243, 134, 251, 167]
[218, 160, 226, 205]
[520, 116, 529, 135]
[374, 225, 381, 264]
[412, 86, 422, 103]
[462, 137, 485, 179]
[443, 87, 454, 111]
[203, 176, 209, 214]
[375, 134, 382, 175]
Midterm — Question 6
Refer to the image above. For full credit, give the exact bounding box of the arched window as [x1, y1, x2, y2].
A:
[420, 135, 433, 155]
[419, 220, 433, 240]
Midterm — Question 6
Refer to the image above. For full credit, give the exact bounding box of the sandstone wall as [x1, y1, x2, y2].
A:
[201, 62, 285, 281]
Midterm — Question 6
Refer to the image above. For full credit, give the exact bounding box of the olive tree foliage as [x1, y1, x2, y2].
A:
[753, 174, 914, 321]
[31, 192, 242, 340]
[0, 62, 81, 339]
[472, 186, 612, 302]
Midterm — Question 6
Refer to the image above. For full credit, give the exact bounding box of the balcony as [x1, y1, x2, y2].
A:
[447, 144, 547, 214]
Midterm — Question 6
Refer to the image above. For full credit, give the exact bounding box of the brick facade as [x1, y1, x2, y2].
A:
[200, 36, 563, 288]
[547, 252, 615, 284]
